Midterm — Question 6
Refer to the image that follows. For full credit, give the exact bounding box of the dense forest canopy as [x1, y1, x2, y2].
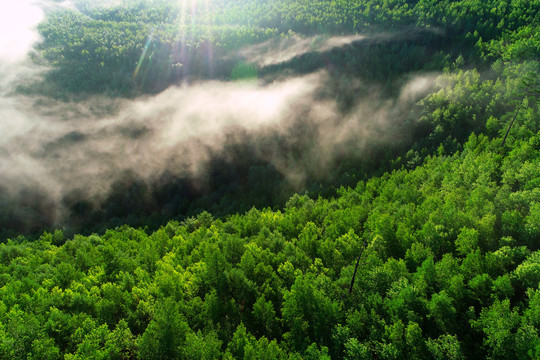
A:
[32, 0, 540, 95]
[0, 0, 539, 358]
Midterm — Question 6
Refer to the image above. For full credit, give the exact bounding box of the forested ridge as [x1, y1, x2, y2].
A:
[1, 0, 539, 358]
[32, 0, 539, 96]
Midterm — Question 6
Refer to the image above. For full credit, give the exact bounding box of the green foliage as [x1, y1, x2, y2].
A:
[2, 0, 540, 358]
[1, 123, 539, 357]
[31, 0, 540, 97]
[426, 334, 464, 360]
[514, 251, 540, 290]
[137, 298, 189, 360]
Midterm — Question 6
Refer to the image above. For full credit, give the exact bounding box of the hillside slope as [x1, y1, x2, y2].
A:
[0, 0, 539, 358]
[1, 119, 538, 359]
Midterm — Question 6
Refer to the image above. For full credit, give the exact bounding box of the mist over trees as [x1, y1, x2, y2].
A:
[0, 0, 539, 358]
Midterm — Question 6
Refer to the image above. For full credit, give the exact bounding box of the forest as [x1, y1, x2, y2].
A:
[0, 0, 539, 358]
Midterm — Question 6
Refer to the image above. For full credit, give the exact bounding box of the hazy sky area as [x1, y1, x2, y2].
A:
[0, 0, 437, 231]
[0, 1, 44, 63]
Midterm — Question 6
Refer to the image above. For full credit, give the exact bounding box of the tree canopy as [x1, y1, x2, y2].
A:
[1, 0, 539, 358]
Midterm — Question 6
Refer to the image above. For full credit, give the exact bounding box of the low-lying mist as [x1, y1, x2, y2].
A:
[1, 71, 436, 235]
[0, 0, 441, 237]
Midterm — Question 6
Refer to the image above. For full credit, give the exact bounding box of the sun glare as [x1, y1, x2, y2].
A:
[0, 0, 44, 63]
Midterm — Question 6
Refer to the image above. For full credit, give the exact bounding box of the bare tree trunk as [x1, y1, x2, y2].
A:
[502, 101, 522, 148]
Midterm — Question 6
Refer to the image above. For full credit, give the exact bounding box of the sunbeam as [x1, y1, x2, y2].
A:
[133, 29, 155, 81]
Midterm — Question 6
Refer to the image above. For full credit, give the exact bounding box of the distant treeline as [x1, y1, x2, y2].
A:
[31, 0, 539, 96]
